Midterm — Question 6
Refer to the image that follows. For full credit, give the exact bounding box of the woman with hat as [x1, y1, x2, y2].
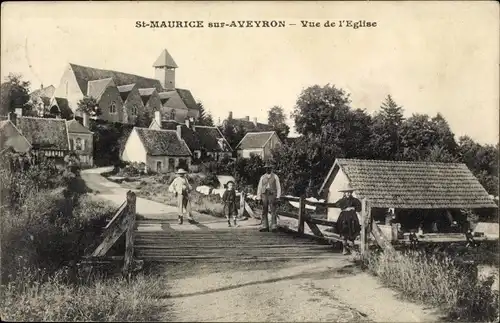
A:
[332, 183, 362, 255]
[168, 168, 196, 224]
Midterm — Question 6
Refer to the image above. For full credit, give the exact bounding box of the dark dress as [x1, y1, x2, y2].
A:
[333, 196, 362, 241]
[222, 189, 238, 217]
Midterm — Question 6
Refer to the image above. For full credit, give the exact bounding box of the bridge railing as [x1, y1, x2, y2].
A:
[80, 190, 142, 280]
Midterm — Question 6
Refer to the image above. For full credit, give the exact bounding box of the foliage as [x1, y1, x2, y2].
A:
[1, 73, 34, 116]
[366, 249, 499, 322]
[76, 96, 100, 117]
[89, 120, 134, 167]
[219, 120, 246, 149]
[369, 95, 405, 160]
[200, 172, 220, 188]
[196, 101, 215, 126]
[268, 105, 290, 141]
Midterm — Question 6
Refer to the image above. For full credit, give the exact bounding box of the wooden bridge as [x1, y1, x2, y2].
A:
[81, 191, 495, 279]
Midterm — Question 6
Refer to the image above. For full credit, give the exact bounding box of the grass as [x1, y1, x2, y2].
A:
[1, 269, 170, 322]
[365, 248, 499, 322]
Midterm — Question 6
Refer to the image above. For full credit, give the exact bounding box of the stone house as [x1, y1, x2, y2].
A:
[149, 111, 232, 161]
[236, 131, 282, 160]
[121, 126, 191, 173]
[0, 111, 94, 166]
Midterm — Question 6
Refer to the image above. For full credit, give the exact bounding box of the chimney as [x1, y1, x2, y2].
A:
[154, 110, 161, 125]
[245, 116, 250, 122]
[253, 117, 258, 127]
[228, 111, 233, 120]
[82, 112, 89, 128]
[185, 118, 190, 129]
[8, 111, 17, 125]
[176, 125, 182, 139]
[40, 83, 44, 90]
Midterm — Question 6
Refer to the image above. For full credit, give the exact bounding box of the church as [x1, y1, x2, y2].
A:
[48, 49, 200, 124]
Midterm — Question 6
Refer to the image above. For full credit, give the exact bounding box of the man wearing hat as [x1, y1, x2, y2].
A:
[168, 168, 195, 224]
[332, 183, 362, 255]
[256, 162, 282, 232]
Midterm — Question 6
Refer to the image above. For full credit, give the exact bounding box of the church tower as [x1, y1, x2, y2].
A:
[153, 49, 178, 90]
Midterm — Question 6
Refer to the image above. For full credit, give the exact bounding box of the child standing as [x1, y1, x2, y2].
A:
[222, 181, 238, 227]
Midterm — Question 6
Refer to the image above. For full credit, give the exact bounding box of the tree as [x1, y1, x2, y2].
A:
[399, 113, 458, 161]
[369, 95, 405, 160]
[1, 73, 34, 116]
[196, 101, 214, 126]
[268, 105, 290, 140]
[76, 96, 100, 117]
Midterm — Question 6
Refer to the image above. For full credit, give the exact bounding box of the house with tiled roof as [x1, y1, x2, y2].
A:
[221, 111, 274, 133]
[121, 126, 191, 173]
[236, 131, 282, 161]
[318, 158, 498, 229]
[149, 111, 232, 161]
[51, 49, 200, 125]
[29, 85, 56, 117]
[1, 111, 94, 166]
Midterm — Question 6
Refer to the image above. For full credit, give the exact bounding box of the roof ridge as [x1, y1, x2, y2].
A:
[337, 158, 465, 166]
[69, 62, 160, 82]
[19, 116, 66, 122]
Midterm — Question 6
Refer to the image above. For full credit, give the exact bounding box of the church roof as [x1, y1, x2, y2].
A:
[87, 78, 115, 101]
[153, 49, 178, 68]
[70, 63, 163, 95]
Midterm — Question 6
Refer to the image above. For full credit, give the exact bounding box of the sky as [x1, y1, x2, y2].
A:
[1, 1, 499, 144]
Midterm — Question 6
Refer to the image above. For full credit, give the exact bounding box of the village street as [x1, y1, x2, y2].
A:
[81, 168, 441, 322]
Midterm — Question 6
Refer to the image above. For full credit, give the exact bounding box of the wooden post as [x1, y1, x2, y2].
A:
[360, 199, 369, 258]
[122, 191, 136, 281]
[298, 195, 305, 235]
[239, 191, 246, 218]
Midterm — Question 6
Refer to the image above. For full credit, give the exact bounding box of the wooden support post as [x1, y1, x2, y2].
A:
[239, 191, 246, 218]
[360, 198, 368, 258]
[122, 191, 136, 280]
[298, 195, 305, 235]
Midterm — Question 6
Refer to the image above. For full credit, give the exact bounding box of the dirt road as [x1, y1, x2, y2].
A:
[158, 259, 440, 322]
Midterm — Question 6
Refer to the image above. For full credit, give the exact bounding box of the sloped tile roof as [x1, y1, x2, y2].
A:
[0, 120, 32, 153]
[194, 126, 232, 152]
[17, 117, 69, 150]
[153, 49, 178, 68]
[320, 158, 498, 209]
[232, 118, 273, 132]
[139, 88, 156, 96]
[70, 63, 162, 95]
[117, 83, 136, 101]
[135, 127, 190, 156]
[175, 89, 198, 110]
[30, 85, 56, 100]
[66, 119, 92, 134]
[87, 78, 115, 101]
[236, 131, 275, 149]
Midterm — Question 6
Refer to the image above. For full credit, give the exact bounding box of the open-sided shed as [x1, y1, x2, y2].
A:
[319, 158, 497, 232]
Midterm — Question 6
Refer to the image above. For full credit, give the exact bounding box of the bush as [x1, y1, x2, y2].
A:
[200, 172, 220, 188]
[365, 249, 499, 322]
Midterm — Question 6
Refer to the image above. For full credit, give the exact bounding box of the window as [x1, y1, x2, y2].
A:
[110, 101, 117, 114]
[156, 161, 162, 172]
[132, 104, 137, 115]
[75, 138, 83, 151]
[170, 109, 176, 120]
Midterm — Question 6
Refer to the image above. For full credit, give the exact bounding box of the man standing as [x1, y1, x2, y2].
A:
[332, 183, 362, 255]
[168, 168, 196, 224]
[256, 162, 282, 232]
